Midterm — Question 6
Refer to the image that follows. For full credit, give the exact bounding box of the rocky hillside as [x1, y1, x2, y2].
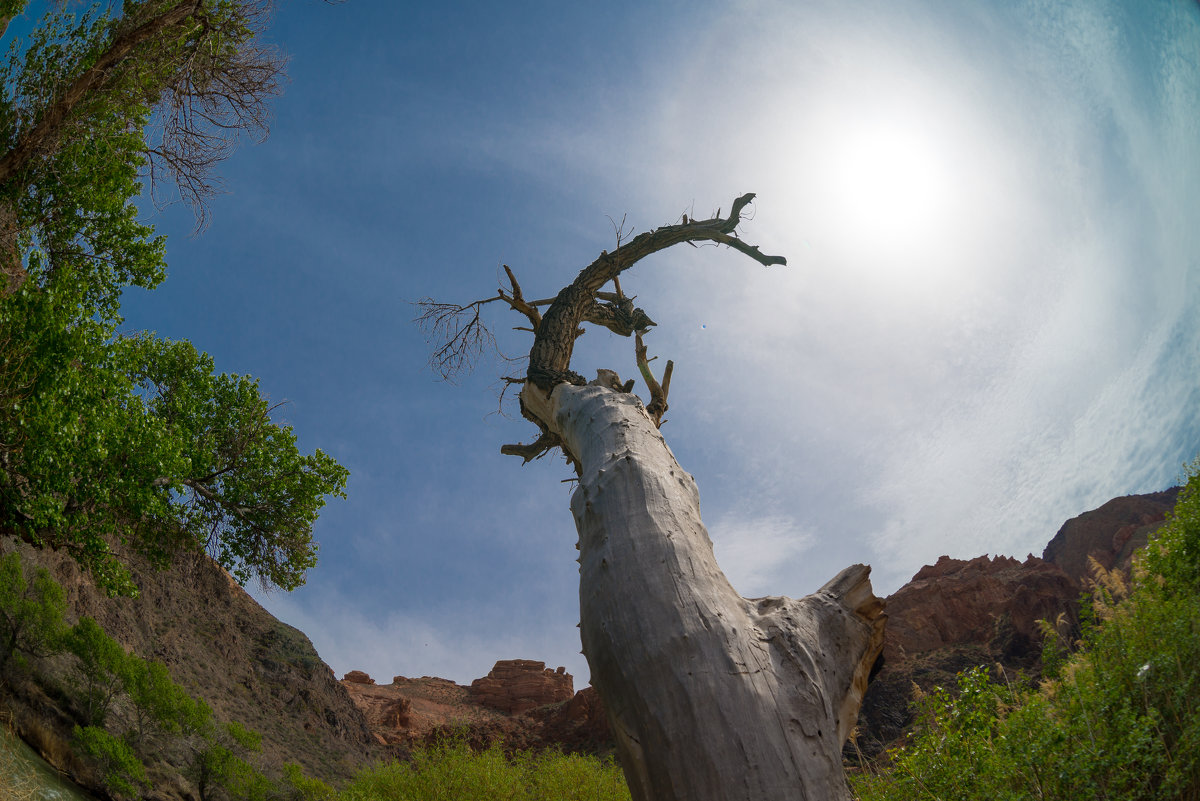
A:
[1042, 487, 1180, 583]
[0, 536, 376, 798]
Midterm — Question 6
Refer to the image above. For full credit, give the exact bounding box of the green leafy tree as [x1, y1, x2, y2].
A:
[121, 651, 204, 746]
[64, 615, 131, 727]
[72, 724, 149, 799]
[189, 719, 275, 801]
[0, 1, 348, 594]
[0, 549, 67, 675]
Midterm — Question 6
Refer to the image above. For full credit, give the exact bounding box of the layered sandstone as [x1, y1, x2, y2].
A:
[339, 667, 609, 754]
[468, 659, 574, 714]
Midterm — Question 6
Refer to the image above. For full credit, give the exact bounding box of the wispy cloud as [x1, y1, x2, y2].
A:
[493, 0, 1200, 597]
[708, 514, 815, 598]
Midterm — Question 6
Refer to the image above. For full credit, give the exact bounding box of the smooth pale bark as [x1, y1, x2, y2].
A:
[526, 381, 885, 801]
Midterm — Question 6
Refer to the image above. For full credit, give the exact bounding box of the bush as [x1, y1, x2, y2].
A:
[64, 616, 130, 727]
[280, 763, 337, 801]
[72, 725, 147, 798]
[0, 550, 68, 676]
[341, 738, 630, 801]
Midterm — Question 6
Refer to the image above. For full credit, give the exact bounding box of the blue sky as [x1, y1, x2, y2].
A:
[99, 0, 1200, 685]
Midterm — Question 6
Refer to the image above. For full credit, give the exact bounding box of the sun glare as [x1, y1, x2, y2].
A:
[823, 115, 956, 253]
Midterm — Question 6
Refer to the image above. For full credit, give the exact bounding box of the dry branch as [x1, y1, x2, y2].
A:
[418, 195, 785, 460]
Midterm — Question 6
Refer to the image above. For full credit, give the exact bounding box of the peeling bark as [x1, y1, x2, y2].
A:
[529, 381, 885, 801]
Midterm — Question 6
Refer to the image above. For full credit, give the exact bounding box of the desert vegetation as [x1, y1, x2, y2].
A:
[336, 738, 629, 801]
[853, 460, 1200, 801]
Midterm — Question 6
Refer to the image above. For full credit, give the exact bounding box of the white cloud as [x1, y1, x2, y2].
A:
[708, 514, 815, 598]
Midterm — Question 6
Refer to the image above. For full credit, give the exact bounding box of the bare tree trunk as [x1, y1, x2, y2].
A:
[529, 381, 886, 801]
[420, 194, 886, 799]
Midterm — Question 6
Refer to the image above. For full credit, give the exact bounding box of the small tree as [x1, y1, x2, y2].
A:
[64, 616, 131, 727]
[421, 195, 886, 801]
[190, 720, 274, 801]
[72, 724, 149, 799]
[0, 550, 67, 676]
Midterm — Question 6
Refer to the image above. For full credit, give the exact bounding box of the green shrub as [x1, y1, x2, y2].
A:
[64, 616, 130, 727]
[280, 762, 337, 801]
[0, 550, 68, 675]
[341, 738, 630, 801]
[855, 463, 1200, 801]
[189, 720, 276, 801]
[72, 724, 147, 798]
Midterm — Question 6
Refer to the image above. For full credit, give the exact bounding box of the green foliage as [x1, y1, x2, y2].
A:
[0, 277, 348, 593]
[340, 738, 630, 801]
[122, 651, 213, 746]
[280, 763, 337, 801]
[0, 550, 67, 674]
[0, 1, 344, 595]
[64, 616, 130, 727]
[1143, 458, 1200, 599]
[192, 733, 274, 801]
[72, 724, 148, 798]
[855, 464, 1200, 801]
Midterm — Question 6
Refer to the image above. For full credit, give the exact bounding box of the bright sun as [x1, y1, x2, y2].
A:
[823, 119, 956, 253]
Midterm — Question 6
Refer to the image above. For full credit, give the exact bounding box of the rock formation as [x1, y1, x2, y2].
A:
[883, 554, 1078, 665]
[1042, 488, 1179, 583]
[339, 666, 609, 755]
[468, 659, 574, 714]
[343, 670, 376, 685]
[853, 488, 1179, 758]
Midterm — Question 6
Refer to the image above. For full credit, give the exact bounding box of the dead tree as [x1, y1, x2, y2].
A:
[418, 194, 886, 801]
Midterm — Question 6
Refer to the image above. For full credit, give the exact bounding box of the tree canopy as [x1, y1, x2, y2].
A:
[0, 0, 348, 594]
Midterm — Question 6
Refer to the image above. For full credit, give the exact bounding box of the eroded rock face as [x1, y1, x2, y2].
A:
[340, 668, 610, 755]
[343, 670, 376, 685]
[468, 659, 574, 714]
[883, 554, 1078, 665]
[854, 554, 1079, 757]
[1042, 488, 1180, 584]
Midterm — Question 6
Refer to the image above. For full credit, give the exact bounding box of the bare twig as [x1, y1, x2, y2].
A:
[499, 265, 542, 330]
[413, 296, 504, 381]
[500, 430, 564, 464]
